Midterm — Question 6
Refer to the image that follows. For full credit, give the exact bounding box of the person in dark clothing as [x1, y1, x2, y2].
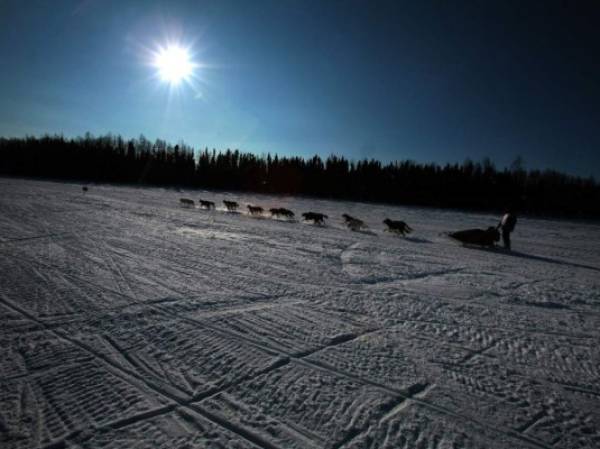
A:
[497, 209, 517, 250]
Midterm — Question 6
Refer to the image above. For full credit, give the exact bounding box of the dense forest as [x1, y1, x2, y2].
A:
[1, 134, 599, 218]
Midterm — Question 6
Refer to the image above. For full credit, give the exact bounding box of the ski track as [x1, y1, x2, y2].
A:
[1, 178, 599, 449]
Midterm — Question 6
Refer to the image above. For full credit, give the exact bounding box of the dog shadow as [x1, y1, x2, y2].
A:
[403, 236, 431, 244]
[217, 208, 241, 214]
[304, 222, 328, 227]
[271, 217, 298, 224]
[383, 231, 430, 243]
[351, 228, 377, 236]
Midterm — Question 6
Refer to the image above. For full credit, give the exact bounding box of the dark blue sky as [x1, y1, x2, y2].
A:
[1, 0, 599, 176]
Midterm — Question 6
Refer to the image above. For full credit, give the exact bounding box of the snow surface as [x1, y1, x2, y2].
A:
[1, 177, 599, 449]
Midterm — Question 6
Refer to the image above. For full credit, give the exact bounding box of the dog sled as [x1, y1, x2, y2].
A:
[448, 227, 500, 247]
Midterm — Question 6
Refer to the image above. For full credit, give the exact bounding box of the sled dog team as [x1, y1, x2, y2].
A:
[179, 197, 516, 248]
[85, 187, 515, 246]
[180, 197, 417, 238]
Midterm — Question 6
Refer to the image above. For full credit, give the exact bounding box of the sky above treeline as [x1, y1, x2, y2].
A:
[1, 0, 599, 177]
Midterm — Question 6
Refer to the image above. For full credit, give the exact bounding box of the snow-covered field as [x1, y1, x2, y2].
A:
[1, 177, 599, 449]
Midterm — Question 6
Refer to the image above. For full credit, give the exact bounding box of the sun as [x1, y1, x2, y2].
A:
[154, 45, 194, 85]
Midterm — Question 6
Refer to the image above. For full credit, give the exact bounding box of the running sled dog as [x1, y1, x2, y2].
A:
[302, 212, 328, 225]
[223, 200, 239, 212]
[342, 214, 367, 231]
[383, 218, 413, 236]
[199, 199, 215, 209]
[247, 205, 264, 215]
[270, 207, 295, 219]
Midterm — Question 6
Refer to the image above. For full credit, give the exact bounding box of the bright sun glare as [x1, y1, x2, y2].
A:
[154, 45, 194, 85]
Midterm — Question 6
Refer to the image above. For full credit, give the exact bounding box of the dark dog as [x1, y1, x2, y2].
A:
[449, 227, 500, 247]
[180, 198, 194, 207]
[199, 199, 215, 209]
[342, 214, 367, 231]
[383, 218, 413, 236]
[270, 207, 295, 218]
[302, 212, 328, 224]
[341, 213, 354, 223]
[223, 200, 239, 211]
[247, 205, 264, 215]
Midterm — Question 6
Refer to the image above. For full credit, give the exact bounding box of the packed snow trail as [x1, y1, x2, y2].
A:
[1, 177, 599, 449]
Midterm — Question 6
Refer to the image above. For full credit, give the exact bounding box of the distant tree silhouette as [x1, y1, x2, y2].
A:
[0, 133, 598, 218]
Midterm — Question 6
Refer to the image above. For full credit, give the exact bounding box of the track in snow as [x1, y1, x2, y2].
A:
[1, 177, 599, 449]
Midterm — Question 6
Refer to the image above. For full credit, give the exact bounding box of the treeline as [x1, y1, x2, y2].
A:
[1, 134, 599, 218]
